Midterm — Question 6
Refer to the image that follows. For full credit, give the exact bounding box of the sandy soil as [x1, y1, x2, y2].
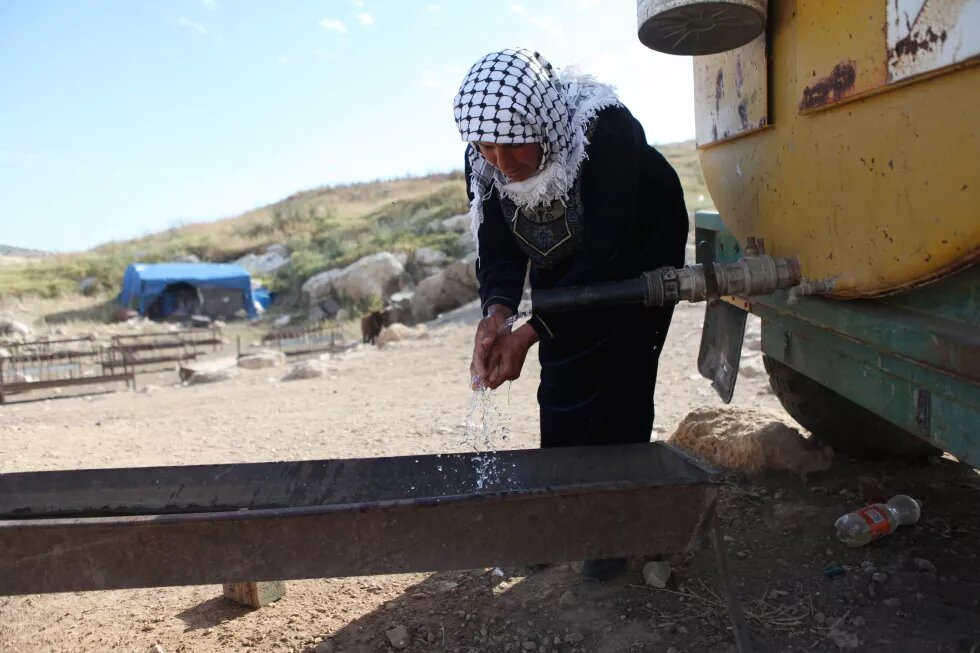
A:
[1, 302, 978, 653]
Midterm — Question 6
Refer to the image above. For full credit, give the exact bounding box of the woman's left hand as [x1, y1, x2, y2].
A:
[485, 323, 539, 390]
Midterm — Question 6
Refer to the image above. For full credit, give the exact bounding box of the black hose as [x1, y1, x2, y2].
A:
[530, 277, 649, 314]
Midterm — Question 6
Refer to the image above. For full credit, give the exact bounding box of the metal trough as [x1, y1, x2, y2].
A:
[0, 442, 718, 596]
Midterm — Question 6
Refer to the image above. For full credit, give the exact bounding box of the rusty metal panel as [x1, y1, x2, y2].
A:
[0, 443, 718, 595]
[694, 32, 768, 146]
[887, 0, 980, 82]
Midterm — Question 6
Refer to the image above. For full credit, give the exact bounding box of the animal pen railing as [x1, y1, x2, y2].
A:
[103, 327, 223, 373]
[252, 324, 347, 358]
[0, 337, 135, 404]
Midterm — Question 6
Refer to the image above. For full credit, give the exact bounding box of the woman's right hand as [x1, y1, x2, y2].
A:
[471, 304, 513, 389]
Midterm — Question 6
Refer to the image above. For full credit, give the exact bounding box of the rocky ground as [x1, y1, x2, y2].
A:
[1, 301, 978, 653]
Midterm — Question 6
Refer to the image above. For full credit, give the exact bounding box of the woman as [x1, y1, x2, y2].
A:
[455, 49, 688, 577]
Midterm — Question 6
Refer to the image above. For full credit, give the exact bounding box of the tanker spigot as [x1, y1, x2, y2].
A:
[530, 254, 802, 314]
[642, 255, 802, 306]
[786, 278, 837, 305]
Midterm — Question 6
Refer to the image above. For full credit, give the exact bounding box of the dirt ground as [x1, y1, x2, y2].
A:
[1, 301, 978, 653]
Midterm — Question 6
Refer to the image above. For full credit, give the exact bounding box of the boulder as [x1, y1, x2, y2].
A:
[235, 248, 290, 276]
[0, 319, 32, 339]
[642, 560, 671, 588]
[385, 291, 415, 326]
[79, 277, 98, 295]
[377, 323, 429, 347]
[668, 406, 834, 477]
[415, 246, 448, 266]
[237, 350, 286, 369]
[171, 253, 200, 263]
[410, 254, 480, 323]
[183, 368, 236, 385]
[301, 252, 407, 305]
[441, 213, 471, 233]
[301, 268, 344, 305]
[283, 360, 324, 381]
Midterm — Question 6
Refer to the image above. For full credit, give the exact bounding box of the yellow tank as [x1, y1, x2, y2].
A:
[677, 0, 980, 297]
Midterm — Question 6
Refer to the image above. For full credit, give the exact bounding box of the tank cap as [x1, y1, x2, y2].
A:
[637, 0, 766, 56]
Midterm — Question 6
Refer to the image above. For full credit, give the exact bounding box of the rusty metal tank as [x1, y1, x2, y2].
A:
[639, 0, 980, 298]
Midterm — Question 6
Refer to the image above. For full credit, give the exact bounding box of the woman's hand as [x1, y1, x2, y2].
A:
[484, 323, 539, 390]
[471, 305, 513, 389]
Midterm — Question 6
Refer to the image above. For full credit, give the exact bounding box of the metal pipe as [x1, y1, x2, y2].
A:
[531, 255, 802, 314]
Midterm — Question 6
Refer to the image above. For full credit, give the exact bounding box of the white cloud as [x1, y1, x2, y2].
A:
[202, 0, 216, 8]
[176, 17, 208, 35]
[356, 12, 374, 26]
[278, 55, 289, 64]
[420, 70, 441, 88]
[510, 4, 526, 14]
[424, 4, 441, 13]
[352, 0, 365, 6]
[319, 18, 347, 33]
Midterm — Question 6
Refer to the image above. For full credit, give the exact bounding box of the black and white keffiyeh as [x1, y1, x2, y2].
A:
[453, 48, 622, 255]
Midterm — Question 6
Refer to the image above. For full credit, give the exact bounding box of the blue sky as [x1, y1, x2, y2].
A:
[0, 1, 694, 252]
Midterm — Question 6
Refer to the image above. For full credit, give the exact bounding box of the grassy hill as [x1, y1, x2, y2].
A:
[0, 140, 711, 301]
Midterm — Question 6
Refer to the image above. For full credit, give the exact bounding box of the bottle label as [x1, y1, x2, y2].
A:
[856, 505, 892, 539]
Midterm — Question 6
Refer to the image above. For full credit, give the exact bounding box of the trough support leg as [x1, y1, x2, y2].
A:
[222, 581, 287, 608]
[710, 512, 753, 653]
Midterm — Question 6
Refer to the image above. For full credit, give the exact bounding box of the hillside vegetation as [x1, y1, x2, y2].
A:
[0, 141, 711, 300]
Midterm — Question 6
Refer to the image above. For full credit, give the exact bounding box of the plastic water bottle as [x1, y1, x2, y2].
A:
[834, 495, 921, 547]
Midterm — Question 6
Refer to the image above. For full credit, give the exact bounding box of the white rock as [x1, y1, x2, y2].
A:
[266, 243, 289, 257]
[283, 360, 324, 381]
[642, 560, 671, 588]
[377, 323, 429, 347]
[0, 319, 31, 338]
[235, 250, 289, 276]
[184, 368, 236, 385]
[441, 213, 471, 233]
[237, 350, 286, 369]
[274, 315, 292, 327]
[415, 246, 448, 266]
[385, 625, 410, 650]
[146, 645, 167, 653]
[827, 628, 860, 649]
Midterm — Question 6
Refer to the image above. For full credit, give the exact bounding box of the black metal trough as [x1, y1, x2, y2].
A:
[0, 442, 718, 596]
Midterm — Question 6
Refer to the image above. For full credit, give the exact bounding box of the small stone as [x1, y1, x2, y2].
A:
[852, 616, 867, 627]
[141, 624, 155, 632]
[883, 597, 901, 609]
[553, 636, 562, 645]
[814, 612, 826, 624]
[872, 572, 888, 583]
[385, 626, 410, 649]
[565, 633, 584, 644]
[773, 489, 786, 500]
[913, 558, 937, 574]
[642, 560, 671, 588]
[915, 592, 925, 602]
[619, 614, 626, 621]
[147, 646, 166, 653]
[825, 549, 835, 556]
[827, 628, 860, 649]
[723, 535, 735, 543]
[314, 641, 335, 653]
[522, 641, 537, 651]
[769, 589, 789, 599]
[559, 591, 576, 608]
[735, 551, 748, 559]
[667, 647, 679, 653]
[677, 625, 689, 634]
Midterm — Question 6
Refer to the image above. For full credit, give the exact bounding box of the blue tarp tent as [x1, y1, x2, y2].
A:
[118, 263, 257, 319]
